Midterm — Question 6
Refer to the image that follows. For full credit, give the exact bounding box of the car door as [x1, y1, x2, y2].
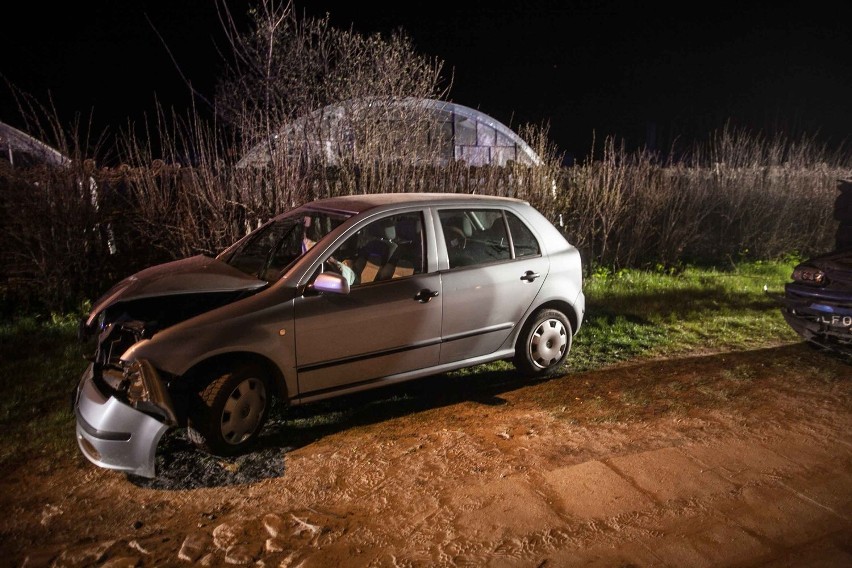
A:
[437, 207, 549, 364]
[293, 210, 442, 397]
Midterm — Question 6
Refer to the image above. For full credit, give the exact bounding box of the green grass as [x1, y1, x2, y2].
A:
[0, 313, 89, 467]
[0, 260, 804, 467]
[569, 259, 800, 371]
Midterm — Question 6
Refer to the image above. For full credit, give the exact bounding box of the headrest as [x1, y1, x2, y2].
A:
[395, 216, 421, 242]
[461, 216, 473, 237]
[442, 215, 473, 237]
[367, 220, 393, 240]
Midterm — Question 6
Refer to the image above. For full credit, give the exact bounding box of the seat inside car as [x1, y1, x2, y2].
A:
[377, 216, 422, 280]
[353, 222, 396, 283]
[443, 216, 476, 268]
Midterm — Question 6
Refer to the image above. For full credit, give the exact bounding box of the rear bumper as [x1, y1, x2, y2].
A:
[778, 289, 852, 351]
[73, 363, 171, 478]
[782, 309, 852, 344]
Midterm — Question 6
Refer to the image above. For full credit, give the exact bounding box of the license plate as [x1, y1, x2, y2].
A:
[819, 314, 852, 328]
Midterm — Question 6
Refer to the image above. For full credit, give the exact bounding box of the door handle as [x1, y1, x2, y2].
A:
[520, 271, 540, 282]
[414, 289, 440, 303]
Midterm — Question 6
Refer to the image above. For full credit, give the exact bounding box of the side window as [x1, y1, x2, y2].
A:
[439, 209, 511, 269]
[321, 212, 425, 286]
[506, 212, 541, 258]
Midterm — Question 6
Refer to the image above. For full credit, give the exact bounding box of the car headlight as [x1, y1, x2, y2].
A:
[123, 360, 177, 425]
[125, 362, 150, 405]
[792, 266, 826, 285]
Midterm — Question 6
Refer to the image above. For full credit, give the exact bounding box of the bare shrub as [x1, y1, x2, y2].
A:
[114, 106, 249, 259]
[0, 161, 116, 313]
[0, 90, 121, 313]
[685, 124, 847, 260]
[554, 126, 851, 271]
[214, 0, 449, 210]
[564, 137, 631, 268]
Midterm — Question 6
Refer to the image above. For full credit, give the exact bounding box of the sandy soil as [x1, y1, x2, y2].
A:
[2, 341, 852, 567]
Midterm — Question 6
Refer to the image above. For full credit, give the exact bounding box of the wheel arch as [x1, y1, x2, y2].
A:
[518, 299, 578, 345]
[182, 351, 289, 401]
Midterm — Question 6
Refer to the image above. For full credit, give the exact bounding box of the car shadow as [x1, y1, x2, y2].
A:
[129, 338, 851, 490]
[798, 337, 852, 365]
[128, 364, 536, 490]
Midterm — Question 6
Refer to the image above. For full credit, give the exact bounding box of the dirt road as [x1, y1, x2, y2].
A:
[3, 341, 851, 567]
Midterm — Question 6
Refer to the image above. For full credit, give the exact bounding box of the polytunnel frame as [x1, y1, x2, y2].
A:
[236, 97, 543, 169]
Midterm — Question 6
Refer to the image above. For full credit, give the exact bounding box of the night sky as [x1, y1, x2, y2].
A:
[2, 0, 851, 160]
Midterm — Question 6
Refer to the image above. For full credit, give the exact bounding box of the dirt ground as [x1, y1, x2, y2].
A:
[2, 340, 852, 567]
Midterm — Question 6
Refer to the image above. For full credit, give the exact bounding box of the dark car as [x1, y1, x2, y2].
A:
[780, 249, 852, 354]
[73, 193, 585, 478]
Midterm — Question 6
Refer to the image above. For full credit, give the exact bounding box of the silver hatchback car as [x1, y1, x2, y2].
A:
[74, 193, 585, 477]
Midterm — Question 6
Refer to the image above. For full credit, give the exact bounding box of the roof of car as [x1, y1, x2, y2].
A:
[303, 192, 529, 214]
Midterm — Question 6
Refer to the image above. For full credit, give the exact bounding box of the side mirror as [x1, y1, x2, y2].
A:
[310, 272, 350, 295]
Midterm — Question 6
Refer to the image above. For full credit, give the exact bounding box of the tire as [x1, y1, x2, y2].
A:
[513, 309, 572, 377]
[187, 363, 271, 456]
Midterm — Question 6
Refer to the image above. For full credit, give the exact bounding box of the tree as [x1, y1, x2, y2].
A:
[214, 0, 449, 200]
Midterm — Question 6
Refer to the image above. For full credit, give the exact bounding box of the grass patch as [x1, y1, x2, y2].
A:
[0, 314, 88, 467]
[569, 259, 800, 371]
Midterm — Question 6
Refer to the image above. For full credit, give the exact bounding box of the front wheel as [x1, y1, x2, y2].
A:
[513, 309, 572, 377]
[187, 363, 271, 456]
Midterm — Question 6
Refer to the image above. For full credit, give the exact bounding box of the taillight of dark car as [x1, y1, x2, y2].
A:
[791, 265, 827, 286]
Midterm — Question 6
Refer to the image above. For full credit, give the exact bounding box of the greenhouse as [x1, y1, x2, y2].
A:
[237, 98, 542, 169]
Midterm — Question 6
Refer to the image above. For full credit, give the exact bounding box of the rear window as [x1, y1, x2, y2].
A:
[506, 212, 541, 257]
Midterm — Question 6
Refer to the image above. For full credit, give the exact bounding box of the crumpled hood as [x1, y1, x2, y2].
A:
[86, 255, 267, 327]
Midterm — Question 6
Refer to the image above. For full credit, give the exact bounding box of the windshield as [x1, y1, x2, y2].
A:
[219, 209, 351, 281]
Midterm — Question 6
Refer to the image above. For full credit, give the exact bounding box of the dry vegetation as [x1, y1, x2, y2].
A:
[561, 129, 850, 271]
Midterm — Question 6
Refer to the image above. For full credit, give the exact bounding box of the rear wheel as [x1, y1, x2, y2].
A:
[187, 363, 271, 456]
[513, 309, 572, 377]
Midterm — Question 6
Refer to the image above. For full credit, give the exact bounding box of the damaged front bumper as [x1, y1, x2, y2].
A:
[74, 360, 177, 478]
